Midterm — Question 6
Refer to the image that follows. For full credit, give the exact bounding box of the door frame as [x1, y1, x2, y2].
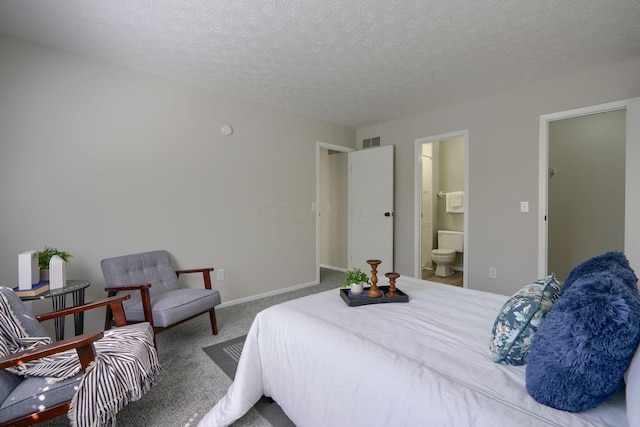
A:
[414, 129, 469, 287]
[315, 141, 354, 284]
[537, 100, 628, 277]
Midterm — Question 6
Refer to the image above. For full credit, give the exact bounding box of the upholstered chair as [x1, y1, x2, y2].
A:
[100, 250, 221, 340]
[0, 288, 152, 426]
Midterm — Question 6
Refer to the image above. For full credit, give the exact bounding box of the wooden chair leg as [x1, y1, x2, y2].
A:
[209, 308, 218, 335]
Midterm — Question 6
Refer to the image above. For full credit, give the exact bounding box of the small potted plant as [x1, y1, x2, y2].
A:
[38, 246, 73, 281]
[343, 267, 370, 295]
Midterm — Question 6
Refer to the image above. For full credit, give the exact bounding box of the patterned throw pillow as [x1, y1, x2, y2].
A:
[489, 274, 561, 365]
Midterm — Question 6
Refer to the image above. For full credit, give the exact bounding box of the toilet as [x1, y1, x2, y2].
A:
[431, 230, 464, 277]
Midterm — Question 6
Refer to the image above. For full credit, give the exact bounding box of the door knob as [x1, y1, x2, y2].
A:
[384, 212, 393, 217]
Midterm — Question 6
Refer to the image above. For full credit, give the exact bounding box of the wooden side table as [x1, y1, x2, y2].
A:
[19, 279, 91, 341]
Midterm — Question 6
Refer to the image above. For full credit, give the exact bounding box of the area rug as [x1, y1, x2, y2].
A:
[203, 336, 295, 427]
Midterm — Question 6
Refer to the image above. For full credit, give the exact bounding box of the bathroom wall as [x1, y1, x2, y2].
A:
[436, 137, 465, 232]
[436, 137, 464, 269]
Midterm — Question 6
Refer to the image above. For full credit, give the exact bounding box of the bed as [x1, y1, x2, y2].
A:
[198, 274, 631, 427]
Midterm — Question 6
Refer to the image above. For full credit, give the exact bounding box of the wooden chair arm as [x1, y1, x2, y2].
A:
[175, 268, 214, 290]
[0, 331, 103, 371]
[175, 268, 214, 275]
[36, 295, 130, 322]
[104, 284, 154, 328]
[104, 284, 151, 293]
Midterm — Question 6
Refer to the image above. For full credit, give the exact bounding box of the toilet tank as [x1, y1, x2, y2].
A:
[437, 230, 464, 252]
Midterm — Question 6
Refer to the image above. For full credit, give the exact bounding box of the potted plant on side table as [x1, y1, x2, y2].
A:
[342, 267, 370, 295]
[38, 246, 73, 281]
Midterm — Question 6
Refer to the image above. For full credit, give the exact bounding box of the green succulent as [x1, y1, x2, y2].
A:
[342, 267, 370, 287]
[38, 246, 73, 269]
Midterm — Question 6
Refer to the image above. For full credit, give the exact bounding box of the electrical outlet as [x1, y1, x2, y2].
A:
[489, 267, 497, 279]
[217, 269, 225, 281]
[520, 201, 529, 213]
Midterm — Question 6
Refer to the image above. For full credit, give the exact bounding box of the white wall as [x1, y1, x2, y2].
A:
[357, 57, 640, 296]
[0, 35, 355, 331]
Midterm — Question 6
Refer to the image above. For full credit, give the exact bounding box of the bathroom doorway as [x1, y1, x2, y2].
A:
[414, 130, 468, 287]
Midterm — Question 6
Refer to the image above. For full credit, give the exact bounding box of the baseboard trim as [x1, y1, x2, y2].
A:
[218, 279, 319, 309]
[320, 264, 346, 272]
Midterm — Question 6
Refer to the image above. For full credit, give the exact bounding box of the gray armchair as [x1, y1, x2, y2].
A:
[0, 287, 150, 426]
[100, 250, 221, 339]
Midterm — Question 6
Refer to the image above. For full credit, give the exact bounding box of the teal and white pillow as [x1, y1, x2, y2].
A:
[490, 274, 561, 365]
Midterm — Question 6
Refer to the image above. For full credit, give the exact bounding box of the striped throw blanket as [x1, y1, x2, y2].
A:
[0, 292, 161, 427]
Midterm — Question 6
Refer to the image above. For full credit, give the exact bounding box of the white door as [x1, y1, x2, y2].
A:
[348, 145, 394, 276]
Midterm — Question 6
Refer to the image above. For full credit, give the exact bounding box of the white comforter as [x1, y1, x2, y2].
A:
[199, 276, 627, 427]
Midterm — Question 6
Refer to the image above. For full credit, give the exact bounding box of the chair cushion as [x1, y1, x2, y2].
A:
[123, 289, 221, 327]
[0, 372, 82, 424]
[489, 274, 561, 365]
[101, 250, 180, 309]
[526, 270, 640, 411]
[0, 371, 22, 408]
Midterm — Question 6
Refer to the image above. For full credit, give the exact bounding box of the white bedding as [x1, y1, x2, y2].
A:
[199, 276, 628, 427]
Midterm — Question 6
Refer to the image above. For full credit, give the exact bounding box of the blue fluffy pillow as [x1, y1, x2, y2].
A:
[563, 251, 637, 294]
[526, 270, 640, 412]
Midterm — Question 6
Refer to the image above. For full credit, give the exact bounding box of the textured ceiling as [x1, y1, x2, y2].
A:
[0, 0, 639, 129]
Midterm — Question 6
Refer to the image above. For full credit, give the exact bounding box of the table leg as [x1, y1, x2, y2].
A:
[72, 289, 86, 336]
[50, 295, 66, 341]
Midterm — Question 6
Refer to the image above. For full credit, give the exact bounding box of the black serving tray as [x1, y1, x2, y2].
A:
[340, 286, 409, 307]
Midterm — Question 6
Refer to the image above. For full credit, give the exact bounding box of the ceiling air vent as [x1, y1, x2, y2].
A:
[363, 137, 381, 148]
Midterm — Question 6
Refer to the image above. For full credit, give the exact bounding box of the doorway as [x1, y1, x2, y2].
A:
[414, 130, 469, 287]
[538, 97, 640, 278]
[548, 110, 626, 281]
[315, 141, 353, 283]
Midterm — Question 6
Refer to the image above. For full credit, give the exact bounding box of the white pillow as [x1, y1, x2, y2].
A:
[625, 344, 640, 425]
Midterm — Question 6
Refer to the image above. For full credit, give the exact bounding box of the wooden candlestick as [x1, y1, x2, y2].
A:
[385, 272, 400, 297]
[366, 259, 383, 298]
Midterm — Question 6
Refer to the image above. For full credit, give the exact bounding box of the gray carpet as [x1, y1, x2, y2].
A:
[38, 267, 344, 427]
[203, 336, 295, 427]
